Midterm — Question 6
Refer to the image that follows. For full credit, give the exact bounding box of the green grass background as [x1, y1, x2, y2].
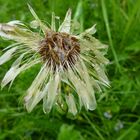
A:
[0, 0, 140, 139]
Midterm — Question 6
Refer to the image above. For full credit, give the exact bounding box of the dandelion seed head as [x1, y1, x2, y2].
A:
[0, 5, 109, 115]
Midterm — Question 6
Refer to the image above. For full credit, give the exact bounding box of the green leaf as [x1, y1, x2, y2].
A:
[57, 124, 84, 140]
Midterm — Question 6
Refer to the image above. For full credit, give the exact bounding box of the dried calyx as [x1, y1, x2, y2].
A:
[39, 31, 80, 70]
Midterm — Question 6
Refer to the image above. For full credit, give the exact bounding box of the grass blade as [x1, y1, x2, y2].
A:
[117, 118, 140, 140]
[101, 0, 120, 70]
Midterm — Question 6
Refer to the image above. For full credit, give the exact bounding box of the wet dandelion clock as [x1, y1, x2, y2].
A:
[0, 5, 109, 115]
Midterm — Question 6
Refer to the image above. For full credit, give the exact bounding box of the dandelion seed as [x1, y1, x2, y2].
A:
[0, 5, 109, 115]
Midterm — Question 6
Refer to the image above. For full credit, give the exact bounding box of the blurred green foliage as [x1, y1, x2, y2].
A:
[0, 0, 140, 139]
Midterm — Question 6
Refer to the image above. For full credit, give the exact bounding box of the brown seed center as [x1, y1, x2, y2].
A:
[39, 31, 80, 70]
